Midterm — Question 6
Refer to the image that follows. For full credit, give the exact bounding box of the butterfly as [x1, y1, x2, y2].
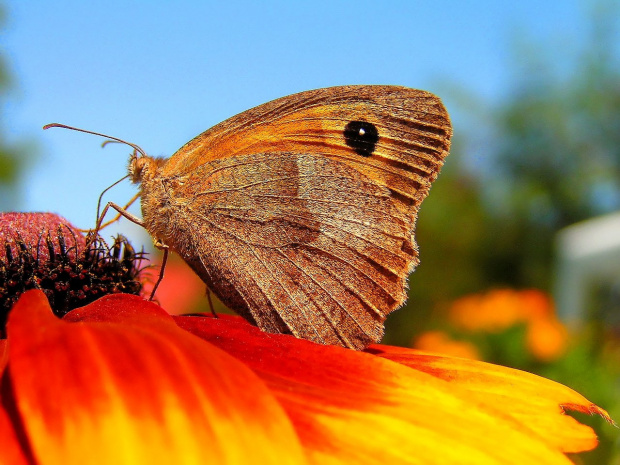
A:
[50, 85, 452, 350]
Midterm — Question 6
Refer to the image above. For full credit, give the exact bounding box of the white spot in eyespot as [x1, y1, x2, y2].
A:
[359, 128, 366, 136]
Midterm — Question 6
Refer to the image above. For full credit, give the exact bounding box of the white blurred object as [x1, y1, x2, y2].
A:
[555, 211, 620, 327]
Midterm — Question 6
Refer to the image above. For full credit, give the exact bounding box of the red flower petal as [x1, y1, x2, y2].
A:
[177, 314, 583, 465]
[3, 291, 609, 465]
[0, 339, 30, 465]
[0, 338, 7, 371]
[5, 291, 306, 464]
[370, 345, 613, 453]
[0, 403, 29, 465]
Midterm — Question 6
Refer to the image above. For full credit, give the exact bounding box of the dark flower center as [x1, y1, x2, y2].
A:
[0, 227, 146, 338]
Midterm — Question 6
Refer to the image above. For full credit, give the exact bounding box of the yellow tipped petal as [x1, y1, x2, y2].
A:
[373, 346, 613, 453]
[180, 315, 579, 465]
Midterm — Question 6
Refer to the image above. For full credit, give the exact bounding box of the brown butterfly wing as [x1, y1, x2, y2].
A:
[162, 85, 452, 219]
[171, 152, 413, 349]
[145, 85, 452, 349]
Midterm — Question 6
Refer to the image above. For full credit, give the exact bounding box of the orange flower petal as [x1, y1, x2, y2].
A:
[371, 345, 613, 454]
[5, 291, 306, 465]
[178, 315, 579, 465]
[0, 340, 30, 465]
[0, 404, 29, 465]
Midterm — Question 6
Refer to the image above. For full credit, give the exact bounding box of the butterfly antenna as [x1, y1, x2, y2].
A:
[102, 139, 119, 149]
[43, 123, 148, 159]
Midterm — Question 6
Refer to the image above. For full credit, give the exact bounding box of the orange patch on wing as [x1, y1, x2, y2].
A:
[371, 345, 613, 454]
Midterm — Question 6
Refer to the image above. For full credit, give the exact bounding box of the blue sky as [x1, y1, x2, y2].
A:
[2, 1, 595, 248]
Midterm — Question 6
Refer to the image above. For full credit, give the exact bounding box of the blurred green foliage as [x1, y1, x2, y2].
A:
[387, 3, 620, 342]
[0, 6, 31, 210]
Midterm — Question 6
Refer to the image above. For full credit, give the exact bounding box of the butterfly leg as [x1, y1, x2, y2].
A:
[149, 238, 169, 301]
[94, 201, 145, 232]
[205, 287, 218, 318]
[93, 202, 170, 302]
[89, 193, 141, 232]
[86, 201, 145, 249]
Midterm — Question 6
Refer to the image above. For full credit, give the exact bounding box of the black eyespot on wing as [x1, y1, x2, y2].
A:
[344, 121, 379, 157]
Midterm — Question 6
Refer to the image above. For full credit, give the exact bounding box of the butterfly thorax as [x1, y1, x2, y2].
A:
[130, 155, 191, 255]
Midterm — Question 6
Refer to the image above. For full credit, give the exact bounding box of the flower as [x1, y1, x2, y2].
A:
[413, 330, 481, 360]
[0, 290, 612, 465]
[448, 289, 569, 361]
[0, 213, 612, 463]
[448, 289, 533, 332]
[0, 212, 144, 337]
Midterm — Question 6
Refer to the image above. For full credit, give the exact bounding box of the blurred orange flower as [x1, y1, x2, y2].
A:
[0, 290, 611, 464]
[448, 289, 568, 361]
[413, 330, 481, 360]
[527, 316, 569, 362]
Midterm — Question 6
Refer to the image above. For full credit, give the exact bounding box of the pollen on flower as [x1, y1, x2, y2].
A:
[0, 212, 147, 337]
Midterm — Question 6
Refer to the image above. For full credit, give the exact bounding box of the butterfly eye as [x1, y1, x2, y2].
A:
[343, 121, 379, 157]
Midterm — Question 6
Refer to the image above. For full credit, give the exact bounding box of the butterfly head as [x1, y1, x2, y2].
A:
[128, 152, 164, 185]
[128, 151, 147, 183]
